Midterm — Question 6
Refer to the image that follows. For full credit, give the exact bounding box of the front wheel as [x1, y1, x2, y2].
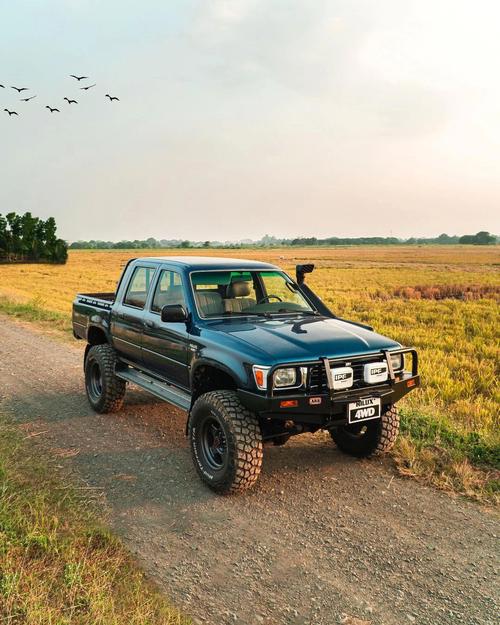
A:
[329, 405, 400, 458]
[189, 390, 263, 494]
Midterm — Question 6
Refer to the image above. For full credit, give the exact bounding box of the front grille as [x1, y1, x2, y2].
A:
[308, 356, 386, 393]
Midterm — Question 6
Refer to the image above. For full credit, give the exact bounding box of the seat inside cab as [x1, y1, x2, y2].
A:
[193, 272, 257, 317]
[223, 280, 256, 312]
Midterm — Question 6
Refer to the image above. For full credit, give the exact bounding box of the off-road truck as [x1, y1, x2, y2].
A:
[73, 257, 419, 493]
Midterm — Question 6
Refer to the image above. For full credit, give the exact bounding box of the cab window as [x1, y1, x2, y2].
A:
[123, 266, 155, 309]
[151, 270, 186, 313]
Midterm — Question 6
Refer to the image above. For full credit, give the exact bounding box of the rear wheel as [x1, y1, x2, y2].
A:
[84, 344, 126, 413]
[189, 390, 263, 494]
[329, 405, 400, 457]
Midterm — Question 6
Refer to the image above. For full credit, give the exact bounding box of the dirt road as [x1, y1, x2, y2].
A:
[0, 315, 498, 625]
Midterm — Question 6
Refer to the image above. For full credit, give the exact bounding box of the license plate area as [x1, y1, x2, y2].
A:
[348, 397, 381, 424]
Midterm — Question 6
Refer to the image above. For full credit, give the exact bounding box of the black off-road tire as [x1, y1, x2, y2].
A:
[329, 405, 400, 458]
[189, 390, 263, 494]
[84, 344, 126, 413]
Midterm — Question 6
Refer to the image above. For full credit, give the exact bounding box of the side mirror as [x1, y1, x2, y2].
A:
[161, 304, 188, 323]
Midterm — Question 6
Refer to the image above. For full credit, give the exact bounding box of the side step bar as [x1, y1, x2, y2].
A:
[116, 368, 191, 411]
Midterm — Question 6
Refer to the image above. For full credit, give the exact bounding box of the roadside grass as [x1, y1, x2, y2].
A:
[0, 245, 498, 502]
[0, 413, 190, 625]
[0, 295, 72, 334]
[396, 409, 499, 504]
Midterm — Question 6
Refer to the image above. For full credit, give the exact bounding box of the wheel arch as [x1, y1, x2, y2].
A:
[84, 325, 109, 368]
[190, 361, 238, 404]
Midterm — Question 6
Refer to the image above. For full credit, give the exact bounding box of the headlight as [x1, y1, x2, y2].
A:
[390, 353, 404, 371]
[273, 367, 297, 388]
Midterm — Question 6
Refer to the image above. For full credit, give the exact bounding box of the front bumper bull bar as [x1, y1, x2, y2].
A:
[237, 348, 419, 426]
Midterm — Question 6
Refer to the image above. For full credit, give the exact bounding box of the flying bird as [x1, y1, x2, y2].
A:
[20, 95, 37, 102]
[4, 109, 18, 116]
[105, 94, 119, 101]
[64, 97, 78, 104]
[11, 86, 28, 93]
[69, 75, 88, 81]
[80, 83, 96, 90]
[0, 84, 4, 88]
[46, 106, 60, 113]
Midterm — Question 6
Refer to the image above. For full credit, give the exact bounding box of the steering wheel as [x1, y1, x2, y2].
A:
[257, 294, 283, 304]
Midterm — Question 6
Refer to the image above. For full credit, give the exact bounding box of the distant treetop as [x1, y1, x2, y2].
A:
[458, 231, 497, 245]
[0, 212, 68, 263]
[68, 231, 498, 250]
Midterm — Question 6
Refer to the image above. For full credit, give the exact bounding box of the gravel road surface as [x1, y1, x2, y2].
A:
[0, 316, 498, 625]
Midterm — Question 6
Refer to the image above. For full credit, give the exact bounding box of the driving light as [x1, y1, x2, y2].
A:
[364, 362, 388, 384]
[273, 367, 297, 388]
[390, 353, 404, 371]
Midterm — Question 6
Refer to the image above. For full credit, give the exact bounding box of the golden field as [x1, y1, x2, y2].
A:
[0, 245, 499, 500]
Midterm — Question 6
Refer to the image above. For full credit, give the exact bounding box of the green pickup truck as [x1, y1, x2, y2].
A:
[73, 256, 419, 494]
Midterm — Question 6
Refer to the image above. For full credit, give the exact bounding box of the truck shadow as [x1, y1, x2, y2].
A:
[3, 388, 367, 513]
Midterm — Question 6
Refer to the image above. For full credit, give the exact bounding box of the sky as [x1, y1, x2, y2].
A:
[1, 0, 499, 242]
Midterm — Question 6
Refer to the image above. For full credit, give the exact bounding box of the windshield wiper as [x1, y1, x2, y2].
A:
[219, 311, 271, 318]
[273, 309, 320, 316]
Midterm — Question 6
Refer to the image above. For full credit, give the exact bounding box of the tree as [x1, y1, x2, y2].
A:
[6, 212, 22, 257]
[459, 231, 496, 245]
[0, 212, 67, 263]
[0, 214, 7, 255]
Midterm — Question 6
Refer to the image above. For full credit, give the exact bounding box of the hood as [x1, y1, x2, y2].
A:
[206, 316, 400, 364]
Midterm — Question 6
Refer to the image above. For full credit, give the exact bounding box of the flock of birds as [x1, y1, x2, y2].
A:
[2, 75, 119, 116]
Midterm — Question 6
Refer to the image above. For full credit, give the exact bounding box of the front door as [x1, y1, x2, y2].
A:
[141, 268, 190, 388]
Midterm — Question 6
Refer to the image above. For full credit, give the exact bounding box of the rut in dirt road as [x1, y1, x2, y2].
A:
[0, 315, 498, 625]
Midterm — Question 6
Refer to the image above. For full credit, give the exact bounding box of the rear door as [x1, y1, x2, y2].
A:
[111, 264, 157, 364]
[141, 267, 190, 388]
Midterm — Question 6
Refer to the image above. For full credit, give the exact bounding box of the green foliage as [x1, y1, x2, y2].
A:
[0, 296, 72, 332]
[400, 409, 500, 468]
[459, 231, 497, 245]
[0, 211, 68, 263]
[68, 232, 499, 250]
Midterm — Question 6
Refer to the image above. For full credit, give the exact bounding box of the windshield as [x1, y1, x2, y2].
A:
[190, 270, 315, 318]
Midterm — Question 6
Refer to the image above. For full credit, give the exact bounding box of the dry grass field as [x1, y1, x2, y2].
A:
[0, 245, 499, 500]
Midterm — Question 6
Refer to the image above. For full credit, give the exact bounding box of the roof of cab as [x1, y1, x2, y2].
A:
[134, 256, 279, 271]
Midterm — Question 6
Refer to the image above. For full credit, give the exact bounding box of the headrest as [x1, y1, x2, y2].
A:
[228, 281, 251, 298]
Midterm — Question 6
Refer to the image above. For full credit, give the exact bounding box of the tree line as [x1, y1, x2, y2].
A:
[69, 231, 497, 250]
[0, 212, 68, 263]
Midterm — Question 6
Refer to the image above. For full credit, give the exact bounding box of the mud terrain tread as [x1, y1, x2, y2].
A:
[190, 390, 263, 494]
[330, 405, 400, 458]
[375, 405, 400, 453]
[85, 344, 126, 413]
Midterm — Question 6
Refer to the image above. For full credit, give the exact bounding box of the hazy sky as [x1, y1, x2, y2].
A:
[1, 1, 499, 242]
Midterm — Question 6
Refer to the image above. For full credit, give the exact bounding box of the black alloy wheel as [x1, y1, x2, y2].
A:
[200, 415, 228, 471]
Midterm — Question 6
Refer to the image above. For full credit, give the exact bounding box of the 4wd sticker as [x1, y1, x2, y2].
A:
[348, 397, 381, 423]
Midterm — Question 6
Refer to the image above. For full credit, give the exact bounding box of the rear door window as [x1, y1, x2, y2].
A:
[123, 266, 155, 309]
[151, 270, 186, 313]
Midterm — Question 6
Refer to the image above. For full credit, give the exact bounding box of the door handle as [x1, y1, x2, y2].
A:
[144, 320, 156, 329]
